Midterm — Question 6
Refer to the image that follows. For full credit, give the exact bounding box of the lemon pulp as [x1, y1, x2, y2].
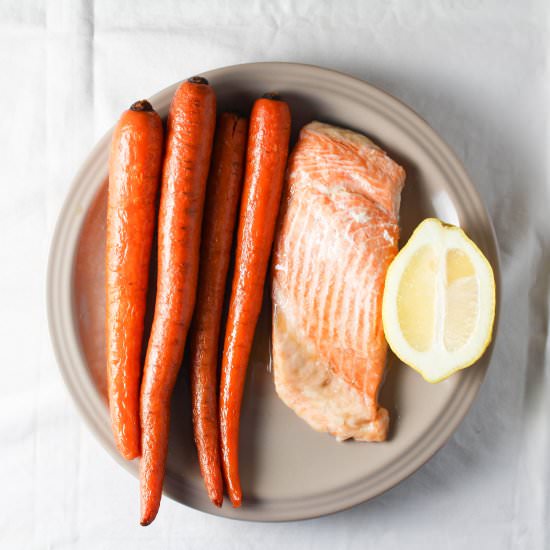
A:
[382, 218, 495, 383]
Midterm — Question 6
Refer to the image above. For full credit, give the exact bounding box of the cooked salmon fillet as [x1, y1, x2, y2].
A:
[272, 121, 405, 441]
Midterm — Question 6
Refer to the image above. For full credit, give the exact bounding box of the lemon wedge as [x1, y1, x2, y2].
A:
[382, 218, 495, 383]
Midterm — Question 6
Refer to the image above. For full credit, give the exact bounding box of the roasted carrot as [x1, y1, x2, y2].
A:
[140, 77, 216, 526]
[106, 100, 163, 461]
[219, 94, 291, 507]
[188, 113, 248, 508]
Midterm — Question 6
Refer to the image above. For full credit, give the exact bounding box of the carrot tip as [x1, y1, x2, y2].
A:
[229, 495, 242, 508]
[188, 76, 209, 86]
[207, 491, 224, 508]
[140, 518, 153, 527]
[140, 511, 156, 526]
[262, 92, 282, 101]
[140, 506, 158, 526]
[130, 99, 154, 112]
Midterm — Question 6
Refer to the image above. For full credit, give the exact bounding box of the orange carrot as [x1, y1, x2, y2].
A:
[106, 100, 163, 461]
[140, 77, 216, 525]
[219, 94, 291, 507]
[188, 113, 248, 507]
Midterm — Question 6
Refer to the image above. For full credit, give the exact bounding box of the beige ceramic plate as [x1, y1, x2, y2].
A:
[47, 62, 499, 521]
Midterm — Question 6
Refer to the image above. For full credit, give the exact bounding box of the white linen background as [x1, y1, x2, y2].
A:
[1, 0, 548, 548]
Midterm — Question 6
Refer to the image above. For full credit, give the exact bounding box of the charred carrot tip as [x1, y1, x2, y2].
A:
[188, 76, 209, 85]
[262, 92, 282, 101]
[130, 99, 154, 112]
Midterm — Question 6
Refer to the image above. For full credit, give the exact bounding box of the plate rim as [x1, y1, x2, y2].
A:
[47, 61, 501, 522]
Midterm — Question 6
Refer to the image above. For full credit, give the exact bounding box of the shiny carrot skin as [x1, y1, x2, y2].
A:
[219, 95, 291, 507]
[106, 100, 163, 461]
[189, 113, 248, 508]
[140, 77, 216, 526]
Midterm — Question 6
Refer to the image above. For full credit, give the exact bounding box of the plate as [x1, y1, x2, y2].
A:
[47, 62, 500, 521]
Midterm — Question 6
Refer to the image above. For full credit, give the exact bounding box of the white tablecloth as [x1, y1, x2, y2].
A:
[2, 0, 549, 547]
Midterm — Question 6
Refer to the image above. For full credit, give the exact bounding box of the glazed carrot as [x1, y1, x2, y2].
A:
[106, 100, 163, 461]
[140, 77, 216, 526]
[188, 113, 248, 508]
[219, 94, 291, 507]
